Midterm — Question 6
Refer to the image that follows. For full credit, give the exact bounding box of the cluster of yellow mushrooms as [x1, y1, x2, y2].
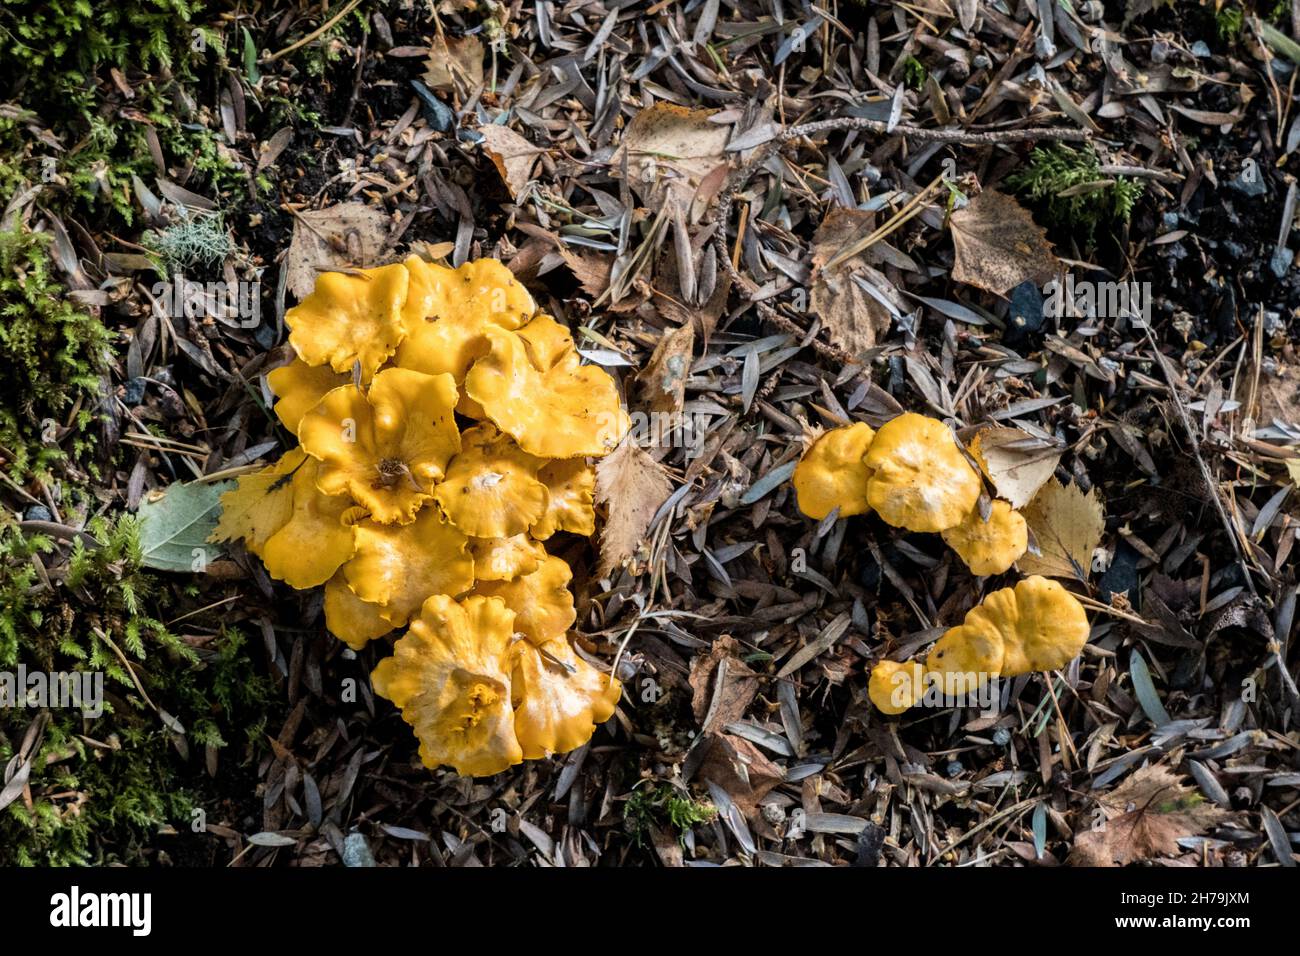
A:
[213, 255, 628, 776]
[791, 413, 1090, 716]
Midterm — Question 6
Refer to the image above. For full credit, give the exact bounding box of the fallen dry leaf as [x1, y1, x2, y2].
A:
[478, 125, 544, 201]
[970, 426, 1064, 509]
[949, 190, 1060, 295]
[423, 34, 484, 94]
[594, 437, 673, 576]
[559, 247, 613, 298]
[1018, 476, 1105, 580]
[285, 203, 392, 300]
[209, 467, 296, 552]
[688, 636, 760, 734]
[1069, 765, 1229, 866]
[694, 733, 783, 818]
[612, 102, 730, 218]
[1250, 362, 1300, 430]
[633, 321, 695, 420]
[809, 207, 900, 357]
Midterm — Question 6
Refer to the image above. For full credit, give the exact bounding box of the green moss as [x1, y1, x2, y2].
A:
[624, 782, 716, 847]
[901, 56, 927, 91]
[1006, 143, 1144, 240]
[0, 225, 113, 481]
[0, 514, 274, 865]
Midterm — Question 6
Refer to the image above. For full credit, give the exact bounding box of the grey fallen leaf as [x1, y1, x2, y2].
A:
[136, 480, 235, 572]
[1129, 647, 1171, 728]
[247, 831, 299, 847]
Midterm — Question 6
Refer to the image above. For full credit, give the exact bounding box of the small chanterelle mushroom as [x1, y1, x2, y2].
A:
[211, 255, 627, 776]
[864, 412, 981, 533]
[791, 422, 876, 520]
[941, 499, 1028, 576]
[868, 576, 1090, 716]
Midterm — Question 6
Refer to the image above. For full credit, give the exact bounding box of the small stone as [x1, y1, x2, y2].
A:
[24, 504, 53, 522]
[945, 760, 964, 778]
[341, 832, 376, 867]
[1228, 170, 1267, 199]
[124, 377, 147, 406]
[1191, 41, 1212, 58]
[1270, 247, 1293, 279]
[993, 728, 1011, 747]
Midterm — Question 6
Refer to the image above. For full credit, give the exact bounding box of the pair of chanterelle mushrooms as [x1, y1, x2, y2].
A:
[792, 413, 1090, 715]
[216, 254, 1089, 776]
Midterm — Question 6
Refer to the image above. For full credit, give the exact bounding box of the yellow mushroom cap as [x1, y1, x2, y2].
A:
[465, 316, 630, 459]
[297, 368, 461, 524]
[394, 260, 531, 384]
[511, 637, 620, 760]
[940, 499, 1029, 576]
[343, 507, 475, 629]
[473, 554, 576, 646]
[433, 423, 549, 539]
[868, 660, 926, 715]
[923, 622, 1005, 701]
[467, 534, 547, 582]
[963, 575, 1090, 675]
[323, 571, 393, 650]
[530, 458, 596, 540]
[286, 263, 409, 382]
[864, 412, 981, 532]
[371, 594, 523, 777]
[266, 360, 350, 437]
[259, 457, 357, 590]
[791, 422, 876, 520]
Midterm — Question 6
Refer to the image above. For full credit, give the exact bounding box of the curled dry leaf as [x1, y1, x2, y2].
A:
[633, 321, 695, 419]
[594, 437, 672, 576]
[809, 207, 900, 357]
[970, 426, 1064, 509]
[478, 125, 544, 201]
[949, 190, 1060, 295]
[1017, 477, 1105, 580]
[285, 204, 392, 300]
[612, 102, 730, 218]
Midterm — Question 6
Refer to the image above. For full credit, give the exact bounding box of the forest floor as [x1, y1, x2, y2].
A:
[2, 0, 1299, 867]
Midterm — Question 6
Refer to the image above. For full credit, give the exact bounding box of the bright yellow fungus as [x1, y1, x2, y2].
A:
[867, 660, 925, 716]
[343, 507, 475, 628]
[468, 534, 547, 582]
[286, 262, 409, 382]
[297, 368, 460, 524]
[266, 360, 350, 436]
[792, 422, 876, 520]
[868, 575, 1090, 715]
[940, 499, 1028, 575]
[474, 554, 576, 646]
[512, 637, 621, 759]
[323, 571, 394, 650]
[217, 257, 627, 776]
[258, 456, 357, 590]
[864, 412, 981, 533]
[371, 595, 524, 777]
[530, 458, 596, 540]
[433, 423, 549, 539]
[395, 260, 532, 384]
[466, 315, 630, 459]
[964, 575, 1090, 675]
